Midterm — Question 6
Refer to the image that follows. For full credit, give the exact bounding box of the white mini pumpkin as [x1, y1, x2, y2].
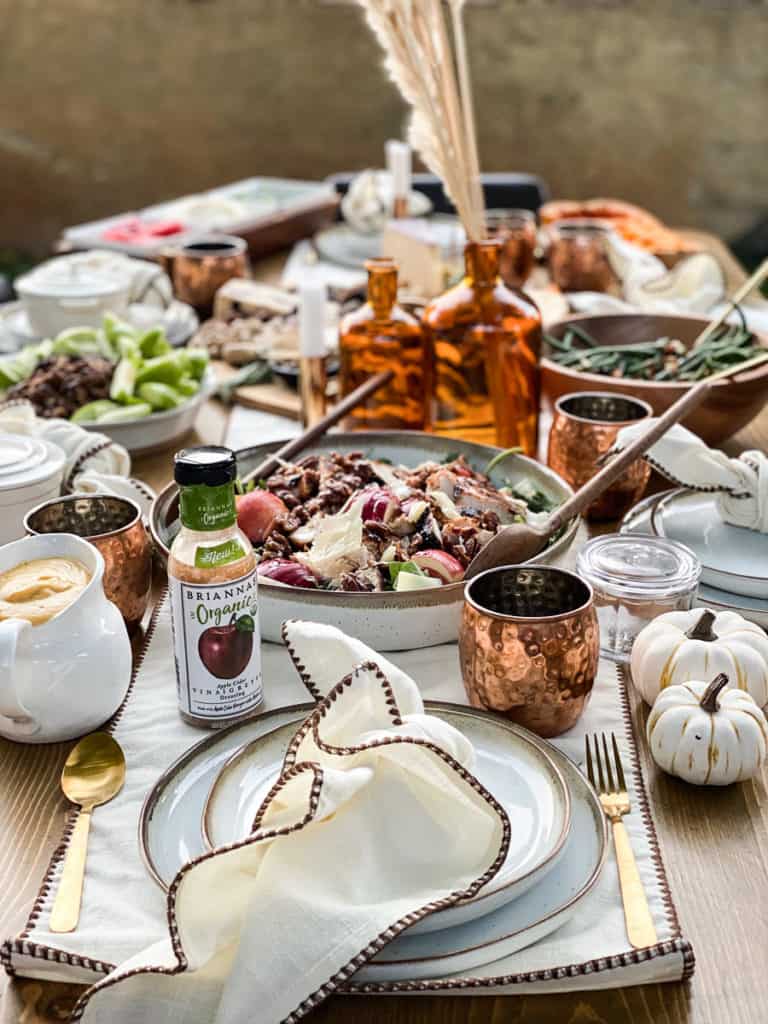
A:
[647, 673, 768, 786]
[631, 608, 768, 708]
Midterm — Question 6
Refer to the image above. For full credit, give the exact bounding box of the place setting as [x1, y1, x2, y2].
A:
[1, 3, 767, 1024]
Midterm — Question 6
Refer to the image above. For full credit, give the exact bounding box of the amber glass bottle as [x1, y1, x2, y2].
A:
[422, 240, 542, 455]
[339, 258, 428, 430]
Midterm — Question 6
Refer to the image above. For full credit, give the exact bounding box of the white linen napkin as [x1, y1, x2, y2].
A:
[609, 421, 768, 532]
[71, 623, 508, 1024]
[567, 235, 768, 334]
[0, 399, 155, 514]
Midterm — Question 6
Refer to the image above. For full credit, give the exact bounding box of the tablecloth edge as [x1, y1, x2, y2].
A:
[1, 590, 168, 981]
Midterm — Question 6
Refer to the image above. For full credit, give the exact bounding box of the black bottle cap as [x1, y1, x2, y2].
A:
[174, 446, 237, 487]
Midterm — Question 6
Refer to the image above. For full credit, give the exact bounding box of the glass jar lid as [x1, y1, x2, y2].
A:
[576, 534, 701, 600]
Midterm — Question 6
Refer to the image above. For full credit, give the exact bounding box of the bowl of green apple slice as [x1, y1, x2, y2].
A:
[0, 314, 213, 455]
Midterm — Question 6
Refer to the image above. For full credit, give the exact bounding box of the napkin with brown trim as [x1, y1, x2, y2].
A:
[70, 624, 508, 1024]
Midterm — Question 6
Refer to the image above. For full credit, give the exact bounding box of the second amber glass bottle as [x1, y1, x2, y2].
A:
[422, 240, 542, 455]
[339, 258, 428, 430]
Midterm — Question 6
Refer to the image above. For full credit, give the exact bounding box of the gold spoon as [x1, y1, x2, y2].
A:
[49, 732, 126, 933]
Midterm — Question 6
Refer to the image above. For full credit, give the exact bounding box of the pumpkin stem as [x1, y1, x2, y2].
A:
[700, 673, 730, 714]
[686, 609, 718, 642]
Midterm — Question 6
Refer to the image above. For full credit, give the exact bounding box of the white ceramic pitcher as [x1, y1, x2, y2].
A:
[0, 533, 132, 743]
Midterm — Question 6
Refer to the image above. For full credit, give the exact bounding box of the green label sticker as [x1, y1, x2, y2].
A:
[194, 538, 247, 569]
[180, 482, 236, 532]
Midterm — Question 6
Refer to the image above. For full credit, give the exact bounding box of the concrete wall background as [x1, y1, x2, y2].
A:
[1, 0, 765, 256]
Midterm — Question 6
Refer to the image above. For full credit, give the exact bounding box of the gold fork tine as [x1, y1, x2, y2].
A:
[612, 732, 627, 792]
[585, 735, 595, 788]
[594, 734, 606, 793]
[587, 730, 657, 949]
[602, 733, 615, 792]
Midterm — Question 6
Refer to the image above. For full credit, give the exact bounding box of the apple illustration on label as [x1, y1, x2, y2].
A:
[198, 613, 255, 679]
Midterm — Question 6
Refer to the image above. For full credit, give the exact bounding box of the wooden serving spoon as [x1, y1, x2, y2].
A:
[465, 351, 768, 580]
[162, 370, 395, 534]
[241, 370, 394, 486]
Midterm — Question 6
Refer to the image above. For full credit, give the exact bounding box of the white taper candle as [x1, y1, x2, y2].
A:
[298, 282, 327, 359]
[386, 139, 411, 200]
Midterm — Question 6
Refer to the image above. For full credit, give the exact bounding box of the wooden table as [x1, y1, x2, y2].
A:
[1, 239, 767, 1024]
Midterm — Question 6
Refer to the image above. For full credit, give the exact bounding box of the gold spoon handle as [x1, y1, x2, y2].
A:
[50, 807, 92, 933]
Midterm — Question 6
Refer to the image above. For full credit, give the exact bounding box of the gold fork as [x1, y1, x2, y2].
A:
[585, 732, 657, 949]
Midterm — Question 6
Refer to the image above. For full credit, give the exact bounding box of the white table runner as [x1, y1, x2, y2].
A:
[2, 597, 693, 994]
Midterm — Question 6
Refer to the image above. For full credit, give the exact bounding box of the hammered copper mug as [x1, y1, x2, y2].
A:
[159, 235, 249, 315]
[547, 391, 653, 521]
[24, 494, 152, 634]
[459, 565, 599, 738]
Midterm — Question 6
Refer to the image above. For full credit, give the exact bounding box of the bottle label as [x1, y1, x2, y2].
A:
[169, 567, 262, 722]
[194, 538, 247, 570]
[179, 482, 237, 532]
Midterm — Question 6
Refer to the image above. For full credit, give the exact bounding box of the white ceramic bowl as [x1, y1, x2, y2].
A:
[151, 433, 578, 651]
[15, 269, 131, 338]
[81, 366, 216, 455]
[0, 434, 66, 545]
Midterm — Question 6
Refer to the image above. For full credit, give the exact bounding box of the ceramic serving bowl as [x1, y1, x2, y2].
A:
[0, 434, 66, 545]
[15, 268, 132, 337]
[80, 366, 216, 455]
[543, 313, 768, 445]
[150, 432, 578, 651]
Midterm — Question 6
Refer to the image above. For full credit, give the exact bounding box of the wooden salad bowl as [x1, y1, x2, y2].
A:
[542, 313, 768, 445]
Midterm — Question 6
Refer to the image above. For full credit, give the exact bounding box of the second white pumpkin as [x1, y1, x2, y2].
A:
[630, 607, 768, 708]
[647, 674, 768, 786]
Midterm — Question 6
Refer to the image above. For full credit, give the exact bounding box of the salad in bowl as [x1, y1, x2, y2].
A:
[240, 450, 555, 593]
[152, 433, 578, 650]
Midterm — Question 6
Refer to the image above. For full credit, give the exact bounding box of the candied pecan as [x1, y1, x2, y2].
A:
[336, 571, 375, 592]
[260, 531, 293, 560]
[363, 521, 390, 542]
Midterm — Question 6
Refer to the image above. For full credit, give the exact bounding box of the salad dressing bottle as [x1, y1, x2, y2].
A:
[168, 446, 262, 728]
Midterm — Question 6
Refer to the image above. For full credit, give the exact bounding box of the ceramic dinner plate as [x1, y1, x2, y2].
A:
[201, 707, 571, 935]
[620, 491, 768, 626]
[355, 750, 606, 981]
[651, 489, 768, 599]
[140, 702, 604, 980]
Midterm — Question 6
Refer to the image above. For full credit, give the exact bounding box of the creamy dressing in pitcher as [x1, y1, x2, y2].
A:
[0, 557, 91, 626]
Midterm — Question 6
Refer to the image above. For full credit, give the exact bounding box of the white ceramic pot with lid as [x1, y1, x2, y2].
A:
[0, 532, 132, 742]
[15, 264, 132, 337]
[0, 434, 66, 544]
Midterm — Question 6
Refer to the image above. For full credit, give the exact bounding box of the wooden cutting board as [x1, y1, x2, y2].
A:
[234, 381, 302, 418]
[212, 360, 302, 419]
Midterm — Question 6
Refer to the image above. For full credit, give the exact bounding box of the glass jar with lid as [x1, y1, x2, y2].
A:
[576, 534, 702, 662]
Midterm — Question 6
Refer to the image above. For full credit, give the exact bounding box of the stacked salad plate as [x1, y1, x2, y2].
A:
[621, 490, 768, 626]
[140, 702, 607, 982]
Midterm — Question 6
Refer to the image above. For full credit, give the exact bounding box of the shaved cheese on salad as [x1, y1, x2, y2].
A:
[372, 461, 412, 500]
[428, 489, 461, 520]
[295, 500, 368, 578]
